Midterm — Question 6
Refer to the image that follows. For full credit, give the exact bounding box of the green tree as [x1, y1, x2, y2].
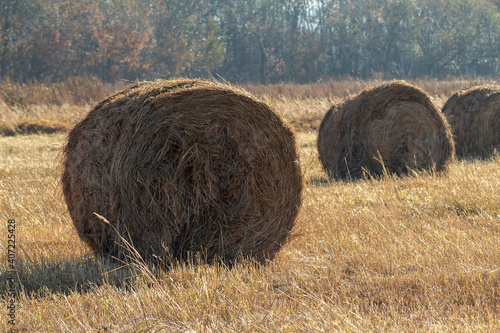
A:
[382, 0, 422, 77]
[190, 17, 226, 78]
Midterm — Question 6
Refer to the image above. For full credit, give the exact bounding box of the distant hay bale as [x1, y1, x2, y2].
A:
[317, 81, 454, 181]
[442, 86, 500, 159]
[62, 79, 302, 265]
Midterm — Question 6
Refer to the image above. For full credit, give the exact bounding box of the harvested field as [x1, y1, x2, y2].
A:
[1, 78, 499, 332]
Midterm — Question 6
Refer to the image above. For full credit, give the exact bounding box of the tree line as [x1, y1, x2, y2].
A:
[1, 0, 499, 83]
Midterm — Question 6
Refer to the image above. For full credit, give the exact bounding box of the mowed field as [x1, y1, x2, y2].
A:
[1, 78, 499, 332]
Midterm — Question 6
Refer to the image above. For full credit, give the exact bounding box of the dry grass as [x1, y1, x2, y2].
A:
[0, 119, 70, 136]
[1, 78, 500, 332]
[0, 76, 497, 135]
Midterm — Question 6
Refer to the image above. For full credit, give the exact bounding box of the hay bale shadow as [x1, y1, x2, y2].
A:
[0, 249, 178, 298]
[0, 255, 119, 298]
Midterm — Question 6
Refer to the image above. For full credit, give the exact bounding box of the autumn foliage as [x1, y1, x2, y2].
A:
[1, 0, 499, 83]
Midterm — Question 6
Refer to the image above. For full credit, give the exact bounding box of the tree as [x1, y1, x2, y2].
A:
[1, 0, 499, 82]
[382, 0, 421, 77]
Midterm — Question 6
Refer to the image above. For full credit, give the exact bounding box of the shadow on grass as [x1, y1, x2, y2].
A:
[0, 249, 236, 299]
[455, 150, 500, 162]
[0, 213, 268, 299]
[0, 254, 147, 299]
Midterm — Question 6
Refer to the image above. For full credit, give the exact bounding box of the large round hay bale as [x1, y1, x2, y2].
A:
[62, 79, 302, 265]
[442, 86, 500, 159]
[317, 81, 454, 181]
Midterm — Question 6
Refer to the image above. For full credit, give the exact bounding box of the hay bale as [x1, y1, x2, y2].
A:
[442, 86, 500, 159]
[317, 81, 454, 181]
[62, 79, 302, 265]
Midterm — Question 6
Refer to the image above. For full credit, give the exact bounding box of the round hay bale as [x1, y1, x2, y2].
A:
[442, 86, 500, 159]
[317, 81, 454, 181]
[62, 79, 302, 265]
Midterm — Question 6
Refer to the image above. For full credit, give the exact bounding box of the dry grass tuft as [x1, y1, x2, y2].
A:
[0, 119, 69, 136]
[442, 85, 500, 159]
[317, 81, 455, 181]
[62, 78, 303, 266]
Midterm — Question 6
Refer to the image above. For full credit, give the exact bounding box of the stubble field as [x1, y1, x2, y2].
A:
[1, 78, 499, 332]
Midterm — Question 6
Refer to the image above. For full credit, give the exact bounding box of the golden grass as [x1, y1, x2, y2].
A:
[0, 119, 69, 136]
[1, 79, 500, 332]
[0, 76, 496, 135]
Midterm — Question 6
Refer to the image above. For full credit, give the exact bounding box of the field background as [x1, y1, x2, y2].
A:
[1, 78, 499, 332]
